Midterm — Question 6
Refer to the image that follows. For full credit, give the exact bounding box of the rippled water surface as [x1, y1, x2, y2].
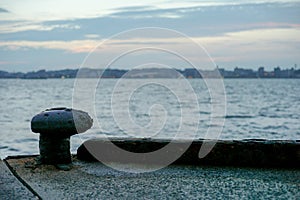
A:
[0, 79, 299, 158]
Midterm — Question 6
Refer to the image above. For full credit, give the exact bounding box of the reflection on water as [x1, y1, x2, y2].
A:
[0, 79, 299, 158]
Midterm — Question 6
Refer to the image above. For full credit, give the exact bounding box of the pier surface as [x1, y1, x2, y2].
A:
[0, 159, 37, 199]
[3, 156, 300, 199]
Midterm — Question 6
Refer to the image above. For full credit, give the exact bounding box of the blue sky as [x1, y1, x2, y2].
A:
[0, 0, 299, 72]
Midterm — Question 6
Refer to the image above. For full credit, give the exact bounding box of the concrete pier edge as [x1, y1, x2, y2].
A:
[4, 156, 42, 199]
[4, 154, 300, 199]
[77, 138, 300, 168]
[2, 138, 299, 199]
[0, 158, 39, 199]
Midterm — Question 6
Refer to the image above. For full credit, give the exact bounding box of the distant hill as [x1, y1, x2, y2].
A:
[0, 67, 299, 79]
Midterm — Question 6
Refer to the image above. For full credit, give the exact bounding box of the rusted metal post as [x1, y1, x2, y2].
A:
[31, 107, 93, 169]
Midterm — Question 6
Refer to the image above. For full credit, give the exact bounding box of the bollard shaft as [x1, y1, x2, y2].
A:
[39, 135, 71, 164]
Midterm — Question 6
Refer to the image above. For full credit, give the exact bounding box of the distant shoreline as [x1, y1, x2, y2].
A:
[1, 77, 300, 80]
[1, 67, 299, 79]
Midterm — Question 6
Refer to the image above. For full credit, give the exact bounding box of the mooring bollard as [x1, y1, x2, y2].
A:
[31, 107, 93, 170]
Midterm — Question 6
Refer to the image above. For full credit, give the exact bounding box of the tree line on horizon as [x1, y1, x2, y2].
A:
[0, 66, 299, 79]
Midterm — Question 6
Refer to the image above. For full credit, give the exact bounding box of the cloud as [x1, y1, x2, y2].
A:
[0, 61, 26, 65]
[0, 21, 80, 34]
[0, 39, 102, 53]
[113, 5, 156, 12]
[84, 34, 101, 39]
[109, 6, 184, 19]
[198, 28, 300, 67]
[0, 37, 186, 53]
[1, 1, 300, 71]
[83, 2, 300, 39]
[1, 27, 299, 56]
[0, 8, 9, 13]
[1, 2, 299, 39]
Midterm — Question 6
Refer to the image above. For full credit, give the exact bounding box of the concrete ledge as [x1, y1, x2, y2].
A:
[77, 138, 300, 168]
[5, 156, 300, 199]
[0, 159, 37, 199]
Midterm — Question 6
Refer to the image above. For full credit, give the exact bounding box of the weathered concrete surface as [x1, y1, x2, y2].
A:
[5, 156, 300, 199]
[0, 159, 37, 200]
[78, 138, 300, 168]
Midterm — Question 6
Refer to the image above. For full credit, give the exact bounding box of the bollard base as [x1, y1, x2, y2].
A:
[39, 135, 71, 164]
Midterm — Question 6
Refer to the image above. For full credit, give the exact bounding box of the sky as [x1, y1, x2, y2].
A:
[0, 0, 299, 72]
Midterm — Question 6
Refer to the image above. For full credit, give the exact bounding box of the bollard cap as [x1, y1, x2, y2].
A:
[31, 107, 93, 137]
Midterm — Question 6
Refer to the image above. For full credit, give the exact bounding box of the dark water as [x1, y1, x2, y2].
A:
[0, 79, 299, 158]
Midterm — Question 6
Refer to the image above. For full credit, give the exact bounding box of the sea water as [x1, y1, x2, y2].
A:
[0, 78, 299, 158]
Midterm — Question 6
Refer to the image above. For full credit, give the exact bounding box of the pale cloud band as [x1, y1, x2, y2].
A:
[0, 1, 299, 71]
[0, 29, 299, 70]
